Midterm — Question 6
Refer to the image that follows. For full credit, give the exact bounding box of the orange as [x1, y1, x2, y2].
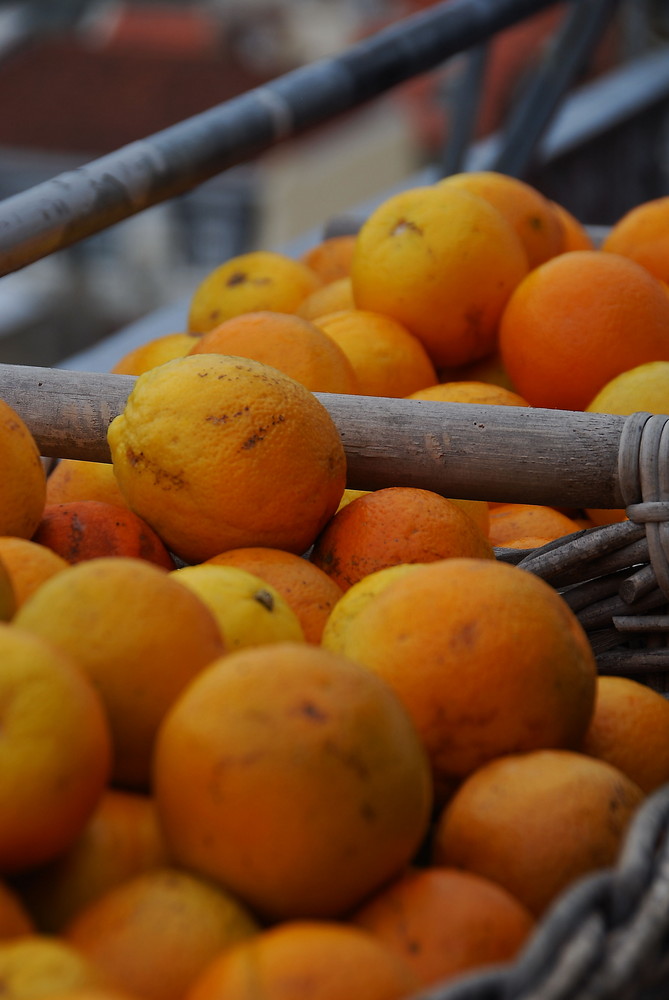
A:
[584, 360, 669, 525]
[314, 309, 438, 398]
[300, 234, 357, 283]
[295, 277, 355, 321]
[187, 311, 360, 394]
[0, 538, 67, 609]
[487, 503, 581, 546]
[46, 460, 128, 509]
[580, 676, 669, 794]
[32, 501, 176, 570]
[322, 558, 597, 803]
[351, 866, 534, 989]
[449, 498, 490, 536]
[406, 379, 530, 406]
[12, 788, 170, 933]
[203, 546, 344, 644]
[0, 623, 111, 872]
[495, 534, 556, 550]
[0, 935, 107, 998]
[0, 398, 46, 539]
[310, 487, 493, 591]
[188, 251, 321, 333]
[437, 171, 564, 268]
[350, 184, 529, 368]
[171, 564, 305, 649]
[0, 882, 34, 939]
[321, 564, 425, 655]
[64, 867, 260, 1000]
[551, 201, 595, 251]
[111, 333, 198, 376]
[432, 749, 645, 916]
[153, 642, 433, 920]
[499, 250, 669, 410]
[185, 920, 419, 1000]
[601, 195, 669, 284]
[107, 355, 346, 564]
[14, 557, 225, 791]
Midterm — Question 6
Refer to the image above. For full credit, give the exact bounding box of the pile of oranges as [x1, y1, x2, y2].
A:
[1, 173, 669, 1000]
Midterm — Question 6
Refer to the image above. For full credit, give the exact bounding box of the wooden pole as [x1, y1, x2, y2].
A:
[0, 363, 629, 509]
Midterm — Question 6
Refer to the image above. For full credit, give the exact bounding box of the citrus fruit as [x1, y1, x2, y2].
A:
[323, 558, 597, 802]
[300, 234, 357, 283]
[185, 920, 418, 1000]
[153, 642, 433, 920]
[171, 564, 305, 649]
[111, 333, 198, 376]
[12, 788, 170, 933]
[0, 623, 112, 872]
[107, 355, 346, 564]
[432, 748, 645, 916]
[580, 675, 669, 794]
[350, 184, 529, 368]
[296, 277, 355, 321]
[202, 547, 343, 644]
[310, 487, 493, 591]
[351, 866, 535, 988]
[187, 311, 360, 393]
[601, 195, 669, 284]
[436, 170, 564, 268]
[47, 460, 128, 508]
[14, 557, 225, 791]
[32, 501, 176, 569]
[0, 538, 68, 609]
[406, 380, 530, 406]
[0, 935, 106, 999]
[314, 309, 438, 397]
[499, 250, 669, 410]
[0, 398, 46, 539]
[64, 867, 260, 1000]
[0, 883, 33, 940]
[550, 201, 595, 251]
[188, 251, 321, 333]
[487, 503, 581, 546]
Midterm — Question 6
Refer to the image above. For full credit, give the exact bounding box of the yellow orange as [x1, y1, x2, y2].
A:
[111, 333, 198, 376]
[188, 251, 321, 333]
[0, 398, 46, 539]
[14, 557, 225, 791]
[314, 309, 438, 397]
[0, 537, 68, 609]
[350, 184, 528, 368]
[0, 623, 111, 872]
[107, 355, 346, 564]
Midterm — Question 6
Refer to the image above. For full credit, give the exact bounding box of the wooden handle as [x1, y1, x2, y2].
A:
[0, 363, 628, 509]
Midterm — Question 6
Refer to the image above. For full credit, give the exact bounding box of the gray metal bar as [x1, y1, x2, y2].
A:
[490, 0, 621, 177]
[0, 0, 563, 277]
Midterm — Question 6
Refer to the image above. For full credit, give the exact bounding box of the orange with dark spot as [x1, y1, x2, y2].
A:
[32, 501, 175, 569]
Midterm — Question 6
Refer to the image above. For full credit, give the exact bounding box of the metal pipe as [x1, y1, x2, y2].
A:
[0, 0, 563, 276]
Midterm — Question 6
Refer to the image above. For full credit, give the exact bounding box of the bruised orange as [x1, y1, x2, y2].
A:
[32, 501, 176, 569]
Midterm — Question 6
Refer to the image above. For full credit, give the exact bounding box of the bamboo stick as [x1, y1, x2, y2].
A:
[0, 362, 631, 509]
